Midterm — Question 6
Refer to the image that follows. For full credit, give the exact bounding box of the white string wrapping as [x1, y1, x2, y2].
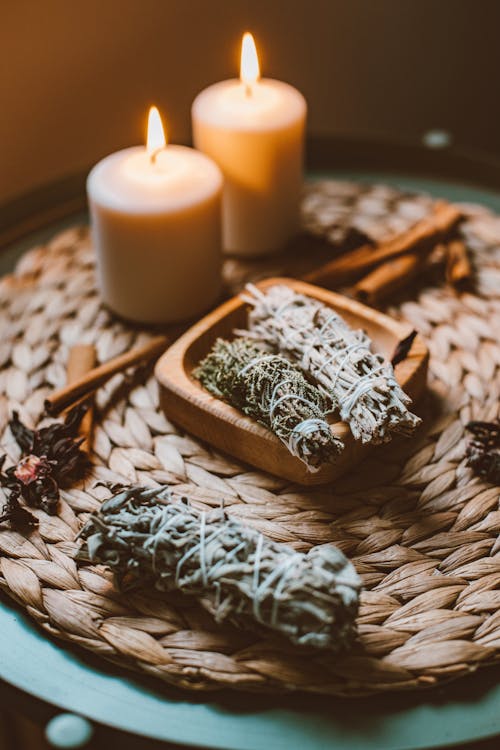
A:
[241, 284, 421, 444]
[81, 486, 362, 652]
[194, 337, 344, 471]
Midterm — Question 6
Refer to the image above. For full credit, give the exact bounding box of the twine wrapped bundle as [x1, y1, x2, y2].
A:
[195, 337, 343, 471]
[242, 284, 421, 444]
[81, 486, 361, 651]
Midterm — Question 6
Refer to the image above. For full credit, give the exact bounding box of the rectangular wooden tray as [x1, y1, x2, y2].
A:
[155, 278, 428, 485]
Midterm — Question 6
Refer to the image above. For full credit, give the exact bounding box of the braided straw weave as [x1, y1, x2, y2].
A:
[0, 181, 499, 695]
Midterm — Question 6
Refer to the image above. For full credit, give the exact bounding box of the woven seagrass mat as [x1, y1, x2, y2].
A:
[0, 181, 499, 696]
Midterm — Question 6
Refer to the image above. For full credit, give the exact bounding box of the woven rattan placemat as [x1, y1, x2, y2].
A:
[0, 181, 498, 696]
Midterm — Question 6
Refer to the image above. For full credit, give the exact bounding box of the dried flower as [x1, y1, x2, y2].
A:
[466, 419, 500, 484]
[14, 454, 54, 485]
[242, 284, 421, 445]
[0, 404, 90, 528]
[195, 337, 343, 471]
[80, 485, 361, 651]
[391, 330, 418, 367]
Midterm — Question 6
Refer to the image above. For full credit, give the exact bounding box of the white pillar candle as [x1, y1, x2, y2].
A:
[192, 33, 307, 258]
[87, 107, 223, 324]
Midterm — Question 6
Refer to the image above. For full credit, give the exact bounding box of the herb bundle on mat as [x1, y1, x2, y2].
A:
[195, 337, 343, 471]
[242, 285, 421, 445]
[80, 485, 361, 651]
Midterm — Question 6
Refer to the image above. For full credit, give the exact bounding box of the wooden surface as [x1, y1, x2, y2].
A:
[156, 276, 428, 485]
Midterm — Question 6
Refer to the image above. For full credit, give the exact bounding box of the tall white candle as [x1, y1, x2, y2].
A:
[192, 33, 306, 258]
[87, 107, 223, 324]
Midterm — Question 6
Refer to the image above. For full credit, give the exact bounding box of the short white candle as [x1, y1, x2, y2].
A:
[87, 107, 223, 324]
[192, 33, 307, 258]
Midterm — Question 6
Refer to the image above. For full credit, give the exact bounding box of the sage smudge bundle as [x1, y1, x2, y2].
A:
[195, 337, 343, 471]
[80, 485, 361, 651]
[242, 285, 421, 444]
[0, 405, 90, 528]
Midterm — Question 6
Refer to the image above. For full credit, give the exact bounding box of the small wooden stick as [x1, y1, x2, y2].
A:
[445, 240, 472, 289]
[353, 252, 424, 306]
[46, 336, 168, 414]
[65, 344, 97, 453]
[303, 201, 462, 289]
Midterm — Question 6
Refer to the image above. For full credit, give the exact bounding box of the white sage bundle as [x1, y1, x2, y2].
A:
[80, 486, 361, 652]
[242, 284, 421, 444]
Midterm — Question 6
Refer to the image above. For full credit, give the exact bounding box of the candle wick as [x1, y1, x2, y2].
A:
[245, 83, 252, 98]
[150, 148, 163, 165]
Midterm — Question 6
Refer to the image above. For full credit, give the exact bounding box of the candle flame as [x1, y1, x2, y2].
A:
[240, 32, 260, 89]
[146, 106, 166, 162]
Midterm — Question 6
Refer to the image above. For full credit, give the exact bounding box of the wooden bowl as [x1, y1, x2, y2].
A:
[155, 278, 428, 485]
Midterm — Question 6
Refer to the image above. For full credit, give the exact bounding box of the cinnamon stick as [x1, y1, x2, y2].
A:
[353, 253, 424, 306]
[303, 201, 462, 289]
[65, 344, 97, 453]
[445, 240, 472, 289]
[46, 335, 168, 414]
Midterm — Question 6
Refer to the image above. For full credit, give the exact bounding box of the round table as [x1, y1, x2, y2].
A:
[1, 160, 499, 750]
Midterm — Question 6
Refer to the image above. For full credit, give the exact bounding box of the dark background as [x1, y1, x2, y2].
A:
[2, 0, 500, 205]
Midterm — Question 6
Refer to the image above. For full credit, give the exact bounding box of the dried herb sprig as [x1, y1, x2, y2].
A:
[195, 337, 343, 471]
[465, 419, 500, 485]
[242, 285, 421, 445]
[391, 330, 418, 367]
[0, 404, 90, 528]
[80, 485, 361, 651]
